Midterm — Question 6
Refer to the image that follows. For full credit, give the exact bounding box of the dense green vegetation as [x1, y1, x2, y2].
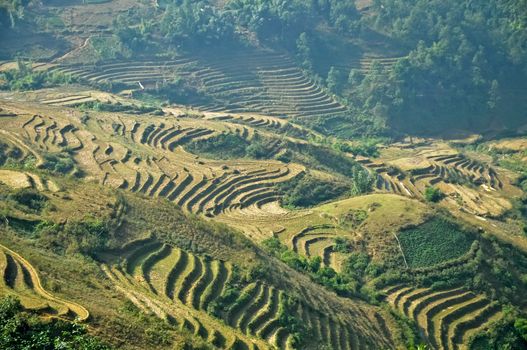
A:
[185, 133, 250, 159]
[226, 0, 359, 46]
[470, 311, 527, 350]
[110, 0, 361, 50]
[0, 0, 26, 29]
[361, 0, 527, 133]
[0, 296, 111, 350]
[263, 237, 382, 302]
[277, 172, 349, 208]
[8, 188, 48, 212]
[424, 186, 444, 203]
[398, 218, 474, 268]
[0, 61, 76, 91]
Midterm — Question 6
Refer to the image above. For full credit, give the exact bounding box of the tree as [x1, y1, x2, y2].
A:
[350, 167, 373, 195]
[348, 69, 363, 85]
[488, 79, 500, 110]
[424, 187, 444, 202]
[327, 66, 343, 94]
[515, 318, 527, 342]
[296, 32, 313, 71]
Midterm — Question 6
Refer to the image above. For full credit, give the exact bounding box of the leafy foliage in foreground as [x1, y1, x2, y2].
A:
[398, 218, 474, 268]
[0, 296, 111, 350]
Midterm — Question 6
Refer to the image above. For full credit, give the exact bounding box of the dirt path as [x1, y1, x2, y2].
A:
[53, 37, 91, 63]
[0, 243, 90, 321]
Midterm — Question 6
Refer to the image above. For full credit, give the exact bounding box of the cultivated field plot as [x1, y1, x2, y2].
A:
[384, 284, 502, 350]
[49, 48, 349, 119]
[0, 101, 308, 238]
[218, 194, 429, 267]
[0, 93, 523, 350]
[355, 140, 518, 218]
[101, 237, 395, 350]
[2, 96, 514, 257]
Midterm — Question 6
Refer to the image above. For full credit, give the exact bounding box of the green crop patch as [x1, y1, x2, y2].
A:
[398, 218, 474, 268]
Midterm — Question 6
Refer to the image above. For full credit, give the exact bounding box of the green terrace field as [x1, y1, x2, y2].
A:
[398, 218, 475, 269]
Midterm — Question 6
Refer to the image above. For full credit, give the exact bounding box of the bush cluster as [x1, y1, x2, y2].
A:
[0, 296, 111, 350]
[0, 61, 76, 91]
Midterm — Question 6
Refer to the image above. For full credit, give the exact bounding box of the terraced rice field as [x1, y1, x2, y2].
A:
[354, 148, 511, 217]
[0, 104, 309, 241]
[289, 225, 340, 270]
[105, 239, 291, 349]
[356, 157, 419, 198]
[384, 285, 502, 350]
[49, 49, 348, 119]
[0, 169, 59, 192]
[103, 238, 393, 350]
[40, 94, 97, 107]
[194, 111, 309, 137]
[0, 244, 89, 321]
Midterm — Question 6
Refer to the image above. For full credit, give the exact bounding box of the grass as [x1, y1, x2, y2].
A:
[398, 218, 474, 268]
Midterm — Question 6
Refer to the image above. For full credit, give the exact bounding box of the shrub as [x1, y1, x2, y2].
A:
[334, 237, 353, 253]
[37, 218, 111, 255]
[470, 314, 527, 350]
[0, 296, 111, 350]
[79, 101, 159, 114]
[350, 166, 373, 195]
[277, 295, 305, 346]
[278, 173, 349, 208]
[339, 209, 367, 229]
[150, 77, 211, 105]
[424, 186, 444, 202]
[335, 139, 381, 157]
[9, 188, 47, 211]
[40, 152, 79, 176]
[0, 61, 76, 91]
[185, 133, 249, 159]
[0, 141, 23, 166]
